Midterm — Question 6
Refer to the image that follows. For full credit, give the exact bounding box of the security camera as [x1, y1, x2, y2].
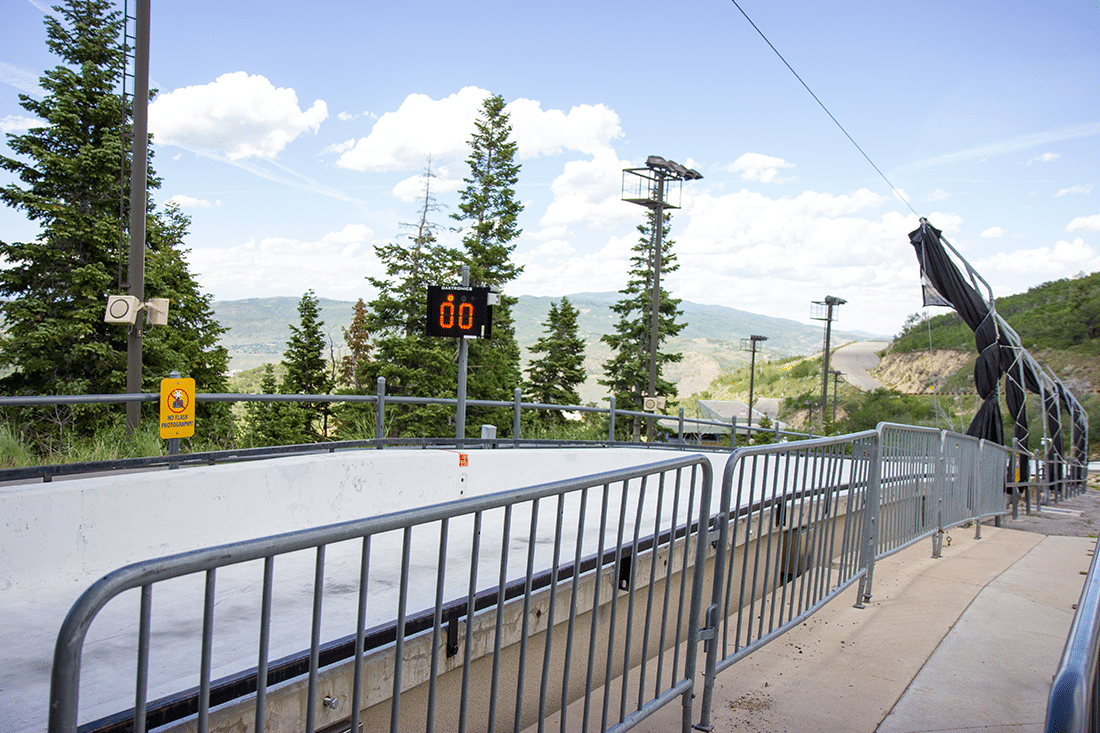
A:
[104, 295, 142, 325]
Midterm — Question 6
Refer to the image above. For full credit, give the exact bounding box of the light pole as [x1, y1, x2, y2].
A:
[831, 369, 843, 426]
[811, 295, 845, 427]
[622, 156, 702, 439]
[741, 334, 768, 437]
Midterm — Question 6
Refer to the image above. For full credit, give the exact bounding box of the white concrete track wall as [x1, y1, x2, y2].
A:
[0, 446, 723, 733]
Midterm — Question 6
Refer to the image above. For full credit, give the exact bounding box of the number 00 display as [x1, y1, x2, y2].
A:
[426, 286, 492, 338]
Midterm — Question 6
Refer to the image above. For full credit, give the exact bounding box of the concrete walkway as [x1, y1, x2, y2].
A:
[627, 525, 1093, 732]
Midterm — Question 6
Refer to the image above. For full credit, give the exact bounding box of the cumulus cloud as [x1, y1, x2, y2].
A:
[1067, 214, 1100, 233]
[923, 189, 951, 203]
[0, 114, 41, 133]
[1026, 152, 1059, 165]
[1055, 184, 1093, 197]
[336, 87, 488, 172]
[149, 72, 327, 160]
[187, 224, 380, 300]
[390, 167, 462, 203]
[337, 87, 624, 172]
[538, 148, 637, 234]
[980, 227, 1005, 238]
[506, 99, 621, 158]
[166, 194, 220, 209]
[728, 153, 797, 183]
[978, 238, 1100, 276]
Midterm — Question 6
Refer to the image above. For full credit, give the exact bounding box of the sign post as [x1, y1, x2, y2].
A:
[425, 266, 497, 445]
[160, 372, 195, 448]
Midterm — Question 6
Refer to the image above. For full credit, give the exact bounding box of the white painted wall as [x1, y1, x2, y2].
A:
[0, 447, 718, 593]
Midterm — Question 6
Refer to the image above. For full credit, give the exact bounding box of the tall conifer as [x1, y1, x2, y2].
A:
[525, 298, 587, 423]
[452, 94, 524, 435]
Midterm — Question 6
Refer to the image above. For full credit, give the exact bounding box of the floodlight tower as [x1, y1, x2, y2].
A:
[622, 156, 702, 438]
[811, 295, 846, 428]
[741, 334, 768, 434]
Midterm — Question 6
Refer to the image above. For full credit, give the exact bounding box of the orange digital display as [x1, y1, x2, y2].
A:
[426, 286, 491, 338]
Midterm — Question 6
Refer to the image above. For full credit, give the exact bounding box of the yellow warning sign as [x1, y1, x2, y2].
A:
[160, 377, 196, 439]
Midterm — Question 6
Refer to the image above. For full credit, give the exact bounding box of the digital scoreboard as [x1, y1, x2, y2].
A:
[426, 286, 492, 338]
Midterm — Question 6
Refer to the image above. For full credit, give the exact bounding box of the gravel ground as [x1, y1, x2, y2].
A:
[996, 474, 1100, 538]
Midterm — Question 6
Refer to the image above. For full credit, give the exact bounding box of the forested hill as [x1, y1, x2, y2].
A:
[214, 293, 880, 402]
[892, 271, 1100, 355]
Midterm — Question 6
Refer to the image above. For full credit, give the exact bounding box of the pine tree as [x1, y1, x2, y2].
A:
[359, 159, 458, 438]
[281, 290, 333, 440]
[525, 298, 587, 423]
[0, 0, 228, 442]
[246, 364, 304, 447]
[601, 210, 685, 440]
[451, 94, 524, 435]
[339, 298, 371, 390]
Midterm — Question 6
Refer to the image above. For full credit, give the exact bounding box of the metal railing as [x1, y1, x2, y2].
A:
[1046, 530, 1100, 733]
[49, 455, 716, 733]
[47, 422, 1021, 733]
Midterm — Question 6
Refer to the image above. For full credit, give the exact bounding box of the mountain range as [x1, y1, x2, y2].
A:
[213, 293, 885, 402]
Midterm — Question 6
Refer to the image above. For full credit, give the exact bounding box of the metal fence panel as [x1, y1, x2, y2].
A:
[48, 455, 714, 733]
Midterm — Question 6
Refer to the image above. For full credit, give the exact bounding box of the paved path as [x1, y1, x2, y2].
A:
[590, 523, 1092, 732]
[832, 340, 890, 391]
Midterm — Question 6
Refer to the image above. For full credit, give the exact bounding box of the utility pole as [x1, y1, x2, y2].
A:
[831, 369, 843, 426]
[621, 156, 702, 440]
[125, 0, 150, 433]
[741, 334, 768, 437]
[811, 295, 845, 428]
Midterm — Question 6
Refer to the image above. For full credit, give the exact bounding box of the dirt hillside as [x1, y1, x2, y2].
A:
[871, 350, 972, 394]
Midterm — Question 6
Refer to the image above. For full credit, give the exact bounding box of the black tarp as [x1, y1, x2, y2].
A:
[910, 220, 1009, 444]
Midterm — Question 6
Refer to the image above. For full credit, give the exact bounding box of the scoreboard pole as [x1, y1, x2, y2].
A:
[455, 265, 470, 445]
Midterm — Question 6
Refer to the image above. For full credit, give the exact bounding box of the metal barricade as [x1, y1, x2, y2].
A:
[49, 455, 714, 733]
[695, 431, 880, 730]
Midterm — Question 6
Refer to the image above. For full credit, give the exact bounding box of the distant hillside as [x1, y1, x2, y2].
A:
[214, 293, 878, 403]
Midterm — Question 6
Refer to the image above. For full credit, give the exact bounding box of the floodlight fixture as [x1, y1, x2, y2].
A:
[621, 154, 703, 441]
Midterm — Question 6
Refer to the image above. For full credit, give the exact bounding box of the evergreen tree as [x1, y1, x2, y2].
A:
[281, 290, 333, 440]
[359, 159, 458, 438]
[339, 298, 371, 390]
[0, 0, 228, 442]
[245, 363, 303, 446]
[524, 298, 587, 423]
[601, 210, 685, 440]
[451, 94, 524, 435]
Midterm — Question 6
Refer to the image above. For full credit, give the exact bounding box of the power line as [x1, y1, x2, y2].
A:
[729, 0, 919, 218]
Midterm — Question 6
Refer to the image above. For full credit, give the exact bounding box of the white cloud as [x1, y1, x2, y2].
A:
[1055, 184, 1093, 197]
[337, 87, 489, 172]
[337, 87, 624, 172]
[0, 62, 43, 96]
[911, 122, 1100, 168]
[149, 72, 327, 160]
[980, 226, 1005, 238]
[923, 189, 951, 203]
[1026, 152, 1059, 165]
[506, 99, 621, 158]
[538, 148, 637, 233]
[336, 111, 357, 121]
[319, 138, 356, 156]
[189, 224, 380, 300]
[728, 153, 797, 183]
[0, 114, 41, 133]
[166, 194, 220, 209]
[978, 238, 1100, 275]
[1067, 214, 1100, 233]
[391, 168, 462, 203]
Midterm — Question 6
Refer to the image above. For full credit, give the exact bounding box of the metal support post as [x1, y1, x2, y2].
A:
[375, 377, 386, 444]
[455, 266, 470, 446]
[513, 388, 521, 445]
[608, 396, 616, 442]
[125, 0, 151, 433]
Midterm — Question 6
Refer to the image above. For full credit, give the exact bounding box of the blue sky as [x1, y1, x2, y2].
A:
[2, 0, 1098, 336]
